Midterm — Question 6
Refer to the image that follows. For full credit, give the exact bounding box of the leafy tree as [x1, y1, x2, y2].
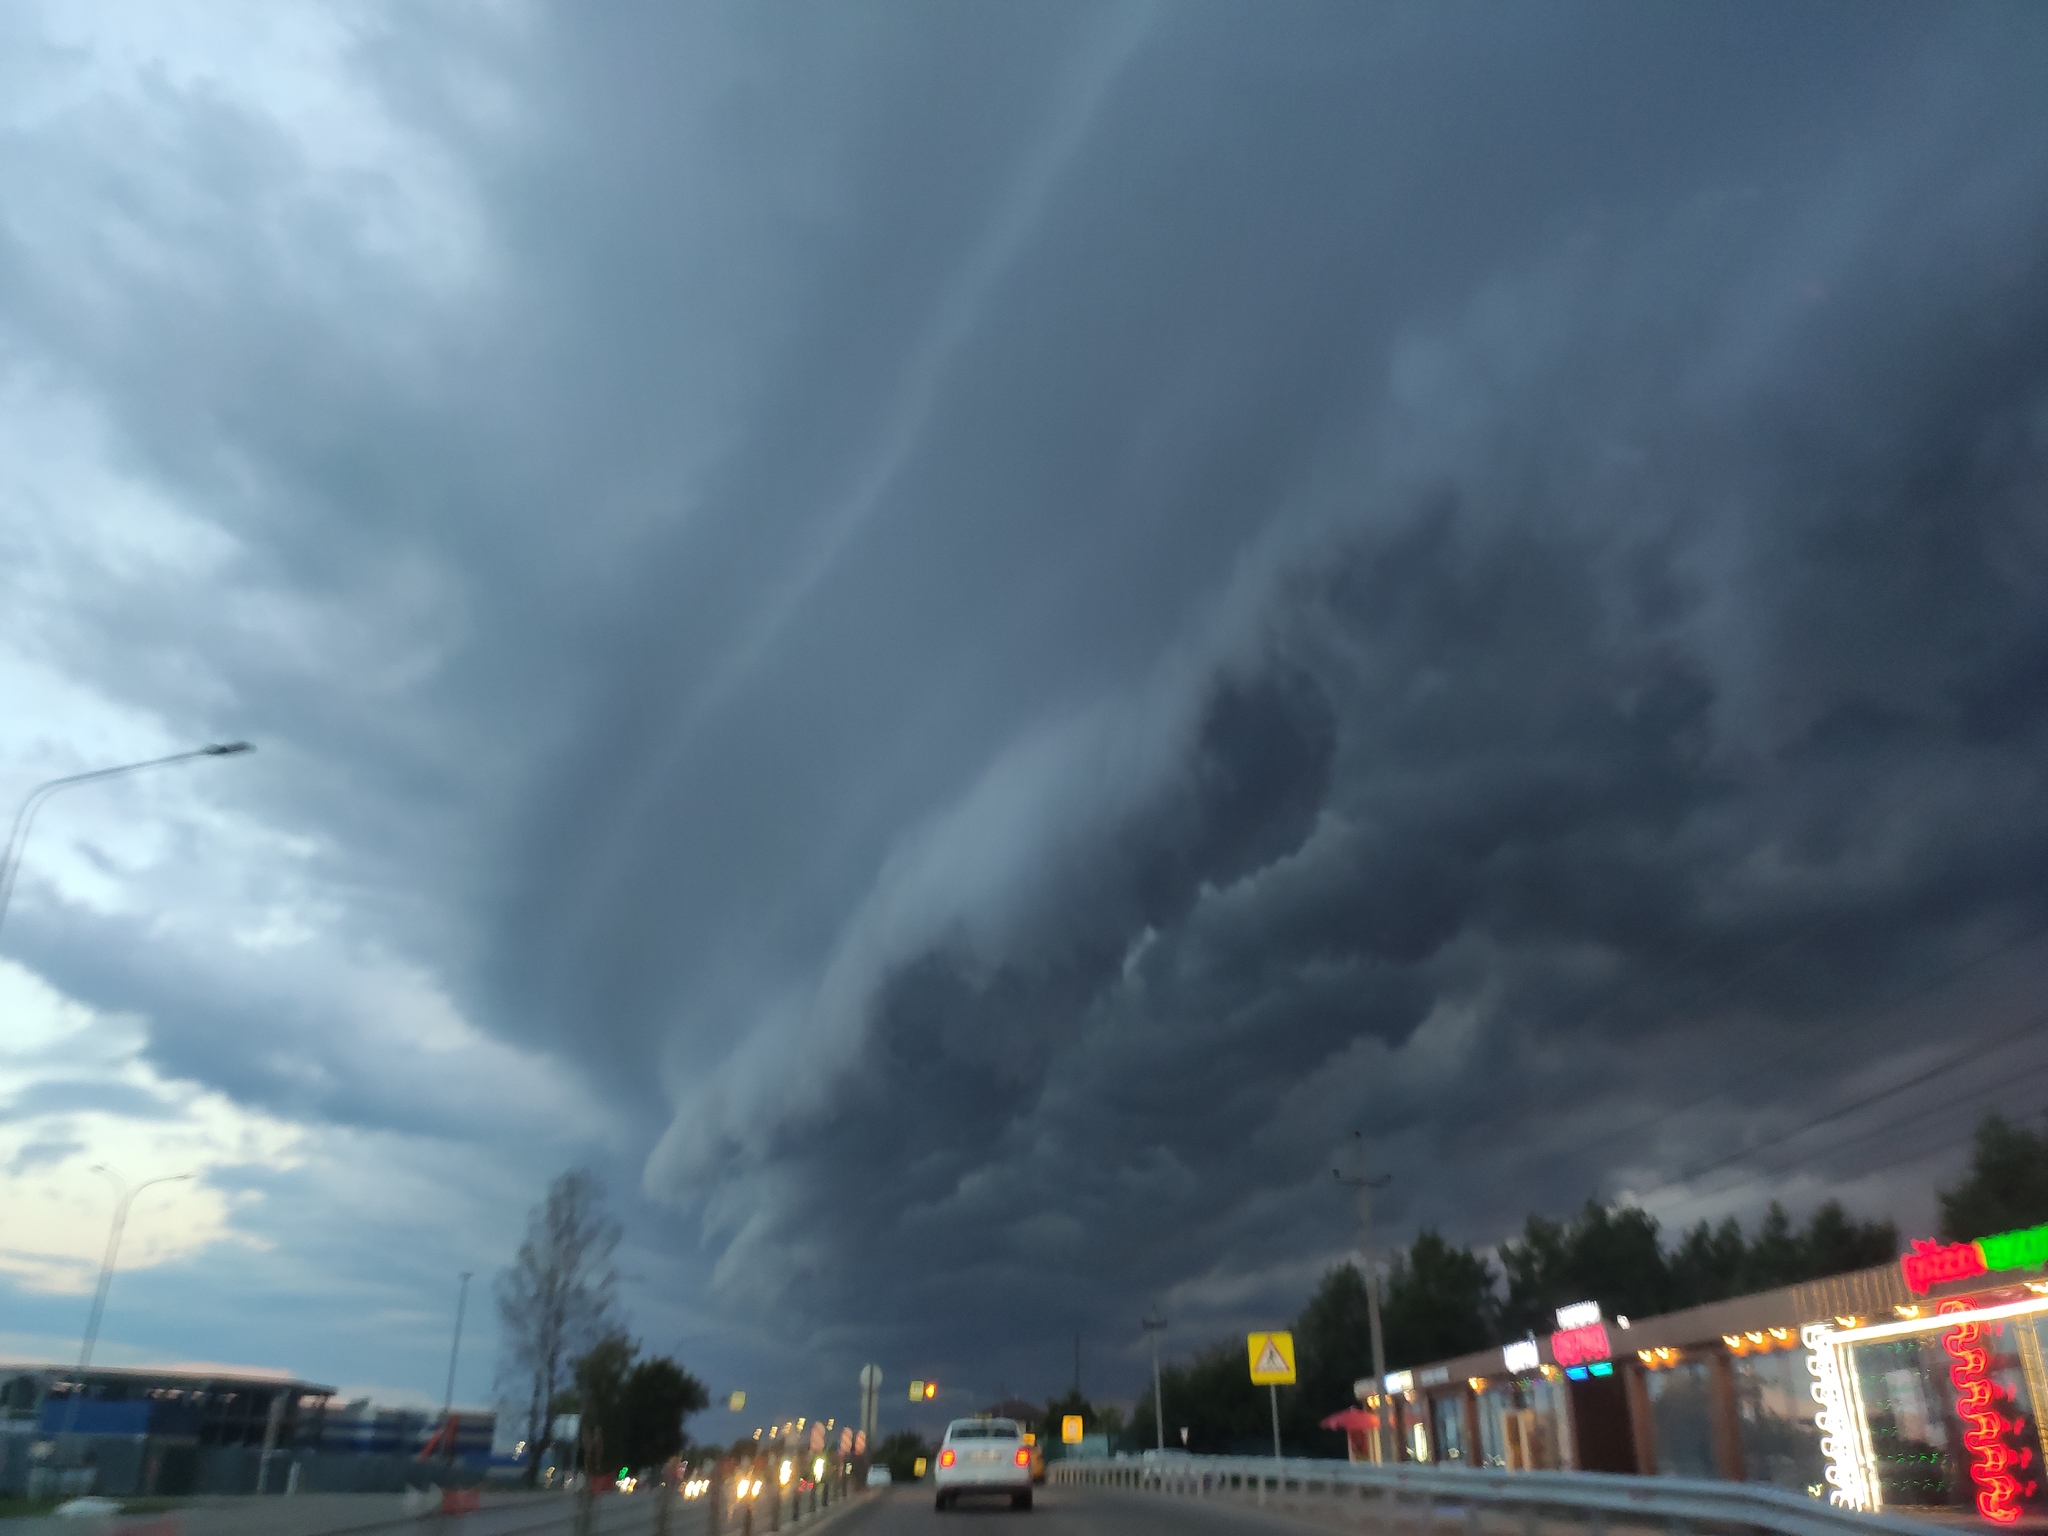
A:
[1381, 1232, 1498, 1370]
[873, 1429, 930, 1482]
[1744, 1202, 1802, 1291]
[1940, 1112, 2048, 1242]
[1668, 1217, 1747, 1308]
[1500, 1204, 1666, 1332]
[1499, 1213, 1571, 1337]
[1563, 1201, 1670, 1321]
[1130, 1342, 1268, 1455]
[1034, 1389, 1100, 1454]
[569, 1332, 637, 1470]
[613, 1356, 708, 1470]
[1800, 1200, 1896, 1277]
[1293, 1262, 1377, 1443]
[496, 1169, 622, 1485]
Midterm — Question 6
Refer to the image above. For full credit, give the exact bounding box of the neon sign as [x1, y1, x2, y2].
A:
[1502, 1340, 1539, 1374]
[1551, 1322, 1609, 1368]
[1803, 1321, 1872, 1511]
[1555, 1301, 1601, 1330]
[1940, 1300, 2033, 1524]
[1901, 1221, 2048, 1295]
[1807, 1296, 2048, 1516]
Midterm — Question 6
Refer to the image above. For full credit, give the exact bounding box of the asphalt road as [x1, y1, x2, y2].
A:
[825, 1484, 1324, 1536]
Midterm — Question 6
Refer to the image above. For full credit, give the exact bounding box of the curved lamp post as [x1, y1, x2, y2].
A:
[0, 742, 254, 950]
[57, 1166, 193, 1451]
[78, 1165, 194, 1371]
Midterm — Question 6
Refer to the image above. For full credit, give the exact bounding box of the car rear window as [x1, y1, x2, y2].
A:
[947, 1419, 1021, 1440]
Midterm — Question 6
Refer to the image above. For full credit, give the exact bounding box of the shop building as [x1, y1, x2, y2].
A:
[1355, 1223, 2048, 1523]
[0, 1357, 497, 1498]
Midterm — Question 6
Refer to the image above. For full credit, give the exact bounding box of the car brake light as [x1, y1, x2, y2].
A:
[1014, 1448, 1031, 1467]
[939, 1449, 955, 1468]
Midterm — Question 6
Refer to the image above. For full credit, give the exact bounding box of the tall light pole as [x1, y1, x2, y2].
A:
[442, 1272, 473, 1462]
[79, 1166, 194, 1370]
[1334, 1132, 1391, 1465]
[0, 742, 255, 948]
[1140, 1313, 1167, 1453]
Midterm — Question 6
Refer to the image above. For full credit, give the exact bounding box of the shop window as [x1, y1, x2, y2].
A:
[1844, 1309, 2048, 1516]
[1732, 1351, 1826, 1495]
[1476, 1390, 1511, 1468]
[1432, 1395, 1467, 1463]
[1851, 1333, 1961, 1510]
[1647, 1361, 1717, 1480]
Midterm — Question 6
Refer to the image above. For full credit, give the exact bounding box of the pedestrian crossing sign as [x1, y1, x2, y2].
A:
[1247, 1331, 1297, 1385]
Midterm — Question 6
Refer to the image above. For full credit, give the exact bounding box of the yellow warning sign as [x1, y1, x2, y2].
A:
[1247, 1331, 1297, 1385]
[1061, 1415, 1084, 1444]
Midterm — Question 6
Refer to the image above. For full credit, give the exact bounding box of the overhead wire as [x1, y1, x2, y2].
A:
[1519, 919, 2048, 1173]
[1703, 1050, 2048, 1187]
[1665, 999, 2048, 1188]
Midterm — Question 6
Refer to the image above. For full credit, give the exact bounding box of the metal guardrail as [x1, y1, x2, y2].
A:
[1049, 1456, 1961, 1536]
[0, 1479, 870, 1536]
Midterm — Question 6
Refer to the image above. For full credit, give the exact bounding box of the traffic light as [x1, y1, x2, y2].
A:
[923, 1382, 937, 1400]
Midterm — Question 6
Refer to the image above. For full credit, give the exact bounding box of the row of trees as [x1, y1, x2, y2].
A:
[1116, 1110, 2048, 1457]
[490, 1112, 2048, 1472]
[496, 1169, 707, 1481]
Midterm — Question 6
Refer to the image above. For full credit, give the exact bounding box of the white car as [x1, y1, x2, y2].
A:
[934, 1417, 1032, 1511]
[866, 1466, 893, 1488]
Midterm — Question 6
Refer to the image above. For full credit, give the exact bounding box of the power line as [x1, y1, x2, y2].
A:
[1718, 1053, 2048, 1185]
[1518, 920, 2048, 1174]
[1667, 1000, 2048, 1189]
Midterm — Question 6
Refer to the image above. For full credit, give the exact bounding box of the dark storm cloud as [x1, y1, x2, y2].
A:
[6, 0, 2048, 1413]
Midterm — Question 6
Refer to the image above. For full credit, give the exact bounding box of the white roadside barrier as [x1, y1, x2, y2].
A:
[1049, 1457, 1958, 1536]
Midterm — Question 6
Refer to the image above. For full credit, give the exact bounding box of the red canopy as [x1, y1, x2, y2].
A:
[1320, 1406, 1380, 1432]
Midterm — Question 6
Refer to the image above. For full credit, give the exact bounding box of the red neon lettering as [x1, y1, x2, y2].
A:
[1943, 1303, 2023, 1524]
[1902, 1237, 1988, 1295]
[1550, 1322, 1610, 1367]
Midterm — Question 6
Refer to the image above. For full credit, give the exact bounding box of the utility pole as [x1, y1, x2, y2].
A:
[442, 1272, 472, 1464]
[1140, 1314, 1167, 1452]
[1334, 1132, 1391, 1465]
[1072, 1334, 1080, 1398]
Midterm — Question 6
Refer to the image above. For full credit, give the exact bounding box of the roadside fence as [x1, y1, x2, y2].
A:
[0, 1471, 871, 1536]
[1049, 1456, 1960, 1536]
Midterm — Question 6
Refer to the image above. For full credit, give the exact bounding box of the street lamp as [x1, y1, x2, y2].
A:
[57, 1166, 195, 1452]
[1141, 1313, 1167, 1453]
[0, 742, 255, 948]
[441, 1272, 473, 1463]
[78, 1165, 194, 1371]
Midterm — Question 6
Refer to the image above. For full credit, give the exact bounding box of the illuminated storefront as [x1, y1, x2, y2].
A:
[1806, 1285, 2048, 1521]
[1344, 1229, 2048, 1519]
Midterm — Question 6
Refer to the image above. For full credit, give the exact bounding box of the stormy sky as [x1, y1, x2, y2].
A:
[3, 0, 2048, 1432]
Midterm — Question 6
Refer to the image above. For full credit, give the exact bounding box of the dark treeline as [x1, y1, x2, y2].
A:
[1096, 1111, 2047, 1458]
